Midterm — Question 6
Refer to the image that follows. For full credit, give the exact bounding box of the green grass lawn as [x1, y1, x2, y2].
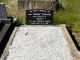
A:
[55, 0, 80, 27]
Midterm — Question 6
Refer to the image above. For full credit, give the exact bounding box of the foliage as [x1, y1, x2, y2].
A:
[54, 0, 80, 28]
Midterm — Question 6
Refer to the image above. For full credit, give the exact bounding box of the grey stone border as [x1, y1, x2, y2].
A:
[0, 24, 10, 42]
[61, 26, 80, 60]
[0, 27, 18, 60]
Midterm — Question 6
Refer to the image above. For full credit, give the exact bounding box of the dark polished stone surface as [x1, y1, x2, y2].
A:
[26, 9, 53, 25]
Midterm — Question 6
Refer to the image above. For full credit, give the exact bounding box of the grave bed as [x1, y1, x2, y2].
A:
[0, 25, 80, 60]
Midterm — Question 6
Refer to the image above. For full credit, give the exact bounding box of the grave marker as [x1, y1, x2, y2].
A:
[26, 9, 53, 25]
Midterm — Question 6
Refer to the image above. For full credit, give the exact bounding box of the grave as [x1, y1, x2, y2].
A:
[0, 6, 80, 60]
[26, 9, 53, 25]
[0, 3, 15, 57]
[4, 26, 80, 60]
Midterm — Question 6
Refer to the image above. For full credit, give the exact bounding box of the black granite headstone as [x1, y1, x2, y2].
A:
[26, 9, 53, 25]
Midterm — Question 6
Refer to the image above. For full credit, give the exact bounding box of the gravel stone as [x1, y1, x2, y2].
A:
[6, 26, 73, 60]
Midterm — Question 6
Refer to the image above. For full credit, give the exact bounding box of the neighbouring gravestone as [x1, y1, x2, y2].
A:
[0, 3, 13, 24]
[0, 3, 7, 19]
[0, 3, 14, 57]
[26, 9, 53, 25]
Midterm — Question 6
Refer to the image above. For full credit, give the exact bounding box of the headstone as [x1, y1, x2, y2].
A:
[0, 3, 7, 18]
[0, 3, 13, 24]
[26, 9, 53, 25]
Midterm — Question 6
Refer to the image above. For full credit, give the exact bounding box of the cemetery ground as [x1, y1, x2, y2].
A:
[0, 0, 80, 60]
[0, 0, 80, 45]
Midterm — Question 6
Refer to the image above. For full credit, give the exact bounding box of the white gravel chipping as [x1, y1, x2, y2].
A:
[6, 26, 73, 60]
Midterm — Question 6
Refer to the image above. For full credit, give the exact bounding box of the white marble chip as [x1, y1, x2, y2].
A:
[6, 26, 73, 60]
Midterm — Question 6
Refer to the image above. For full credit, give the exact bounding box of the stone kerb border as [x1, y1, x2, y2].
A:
[0, 27, 18, 60]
